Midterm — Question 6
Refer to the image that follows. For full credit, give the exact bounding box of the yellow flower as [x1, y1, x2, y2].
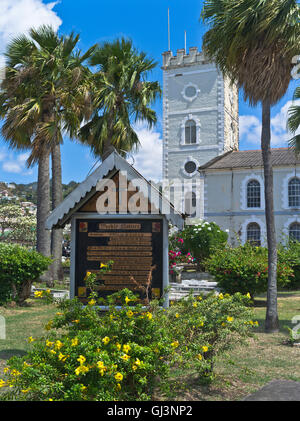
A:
[116, 383, 121, 390]
[121, 354, 130, 361]
[218, 293, 224, 300]
[135, 358, 142, 366]
[254, 321, 259, 326]
[125, 296, 131, 304]
[221, 322, 226, 327]
[80, 385, 87, 392]
[123, 344, 131, 354]
[58, 353, 68, 362]
[100, 263, 108, 269]
[132, 365, 137, 371]
[197, 296, 203, 301]
[115, 372, 123, 382]
[55, 340, 63, 350]
[46, 289, 51, 294]
[0, 379, 6, 388]
[193, 302, 198, 308]
[71, 338, 79, 347]
[102, 336, 110, 345]
[175, 313, 179, 318]
[171, 341, 179, 348]
[21, 389, 30, 394]
[50, 350, 56, 355]
[28, 336, 35, 343]
[197, 354, 203, 361]
[227, 316, 234, 322]
[46, 340, 54, 348]
[126, 310, 134, 318]
[246, 293, 251, 299]
[199, 321, 204, 327]
[116, 343, 122, 351]
[88, 299, 96, 306]
[34, 291, 43, 298]
[49, 398, 53, 401]
[77, 355, 86, 365]
[97, 361, 106, 369]
[72, 320, 80, 324]
[4, 367, 10, 373]
[146, 312, 153, 320]
[75, 365, 89, 376]
[56, 312, 63, 316]
[202, 346, 209, 353]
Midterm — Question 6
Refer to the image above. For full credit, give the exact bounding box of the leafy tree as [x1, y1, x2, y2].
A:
[201, 0, 300, 332]
[0, 204, 36, 247]
[80, 38, 161, 159]
[287, 86, 300, 151]
[0, 25, 95, 284]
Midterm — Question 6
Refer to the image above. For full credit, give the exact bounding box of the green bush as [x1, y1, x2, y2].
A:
[206, 243, 293, 298]
[163, 292, 257, 383]
[0, 242, 52, 305]
[180, 222, 228, 270]
[278, 241, 300, 290]
[0, 289, 257, 400]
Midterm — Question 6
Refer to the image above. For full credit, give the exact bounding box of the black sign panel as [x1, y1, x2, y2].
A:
[75, 219, 164, 303]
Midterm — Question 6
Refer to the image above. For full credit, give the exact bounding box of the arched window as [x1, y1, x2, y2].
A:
[184, 191, 197, 217]
[247, 180, 261, 208]
[185, 120, 196, 144]
[288, 178, 300, 208]
[289, 222, 300, 242]
[247, 223, 261, 246]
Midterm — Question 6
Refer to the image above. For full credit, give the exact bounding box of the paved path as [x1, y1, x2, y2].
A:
[243, 380, 300, 401]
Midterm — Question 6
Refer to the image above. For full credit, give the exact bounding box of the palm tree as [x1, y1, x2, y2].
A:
[0, 26, 95, 284]
[287, 87, 300, 152]
[201, 0, 300, 332]
[79, 38, 161, 159]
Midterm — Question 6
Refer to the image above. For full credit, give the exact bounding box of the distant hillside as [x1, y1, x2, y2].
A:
[0, 180, 79, 205]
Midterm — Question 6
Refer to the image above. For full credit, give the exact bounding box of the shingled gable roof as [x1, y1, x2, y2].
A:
[46, 150, 184, 230]
[198, 148, 300, 171]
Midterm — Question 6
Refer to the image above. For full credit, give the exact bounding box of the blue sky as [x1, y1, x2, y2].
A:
[0, 0, 299, 185]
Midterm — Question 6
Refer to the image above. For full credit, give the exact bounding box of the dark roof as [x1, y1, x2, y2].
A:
[199, 148, 300, 171]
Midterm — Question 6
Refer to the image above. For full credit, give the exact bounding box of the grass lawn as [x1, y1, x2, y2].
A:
[0, 299, 57, 375]
[0, 292, 299, 401]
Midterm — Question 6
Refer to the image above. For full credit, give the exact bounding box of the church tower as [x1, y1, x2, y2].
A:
[162, 47, 239, 182]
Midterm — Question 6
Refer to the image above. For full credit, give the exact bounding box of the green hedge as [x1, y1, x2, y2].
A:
[0, 242, 52, 305]
[206, 243, 293, 298]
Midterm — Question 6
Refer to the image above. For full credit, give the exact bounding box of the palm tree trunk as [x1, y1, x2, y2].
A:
[261, 100, 279, 333]
[49, 143, 64, 286]
[36, 149, 51, 257]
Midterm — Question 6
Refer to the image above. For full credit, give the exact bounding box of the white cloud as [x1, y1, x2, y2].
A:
[239, 100, 300, 148]
[2, 151, 32, 174]
[0, 0, 62, 72]
[132, 123, 163, 182]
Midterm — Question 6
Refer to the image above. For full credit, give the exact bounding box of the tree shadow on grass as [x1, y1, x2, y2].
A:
[0, 349, 27, 361]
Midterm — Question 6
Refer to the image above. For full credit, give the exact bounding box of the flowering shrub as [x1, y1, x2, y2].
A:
[0, 242, 52, 305]
[160, 292, 257, 383]
[0, 287, 258, 400]
[206, 244, 293, 298]
[0, 289, 175, 401]
[168, 236, 195, 276]
[180, 222, 228, 270]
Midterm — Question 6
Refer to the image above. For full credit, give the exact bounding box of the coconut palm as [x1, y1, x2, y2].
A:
[0, 25, 95, 284]
[79, 38, 161, 159]
[287, 86, 300, 152]
[201, 0, 300, 332]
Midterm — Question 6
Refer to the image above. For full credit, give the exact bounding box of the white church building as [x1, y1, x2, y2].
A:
[161, 47, 300, 245]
